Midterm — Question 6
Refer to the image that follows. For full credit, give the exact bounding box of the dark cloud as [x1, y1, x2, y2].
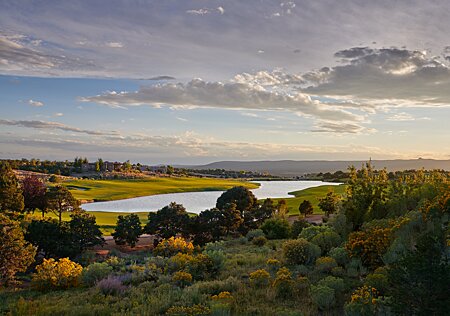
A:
[0, 119, 117, 136]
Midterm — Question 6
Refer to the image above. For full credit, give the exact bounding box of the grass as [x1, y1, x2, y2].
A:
[272, 184, 348, 216]
[63, 177, 259, 202]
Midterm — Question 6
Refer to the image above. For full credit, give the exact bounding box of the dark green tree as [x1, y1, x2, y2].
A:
[387, 231, 450, 315]
[299, 200, 314, 218]
[260, 217, 291, 239]
[216, 186, 257, 215]
[69, 211, 104, 253]
[318, 191, 340, 217]
[0, 214, 36, 286]
[0, 162, 24, 214]
[45, 185, 80, 223]
[145, 202, 189, 238]
[112, 214, 142, 247]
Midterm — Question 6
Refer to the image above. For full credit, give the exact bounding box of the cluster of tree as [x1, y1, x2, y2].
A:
[0, 162, 104, 285]
[2, 158, 72, 176]
[178, 168, 279, 179]
[112, 186, 283, 247]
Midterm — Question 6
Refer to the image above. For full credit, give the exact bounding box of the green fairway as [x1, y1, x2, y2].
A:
[272, 184, 348, 216]
[63, 177, 259, 202]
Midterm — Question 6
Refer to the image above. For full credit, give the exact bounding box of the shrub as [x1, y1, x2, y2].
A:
[310, 231, 341, 254]
[190, 276, 241, 295]
[246, 229, 265, 241]
[261, 218, 291, 239]
[283, 238, 320, 265]
[298, 225, 331, 241]
[172, 271, 193, 287]
[166, 253, 195, 273]
[317, 276, 345, 294]
[272, 267, 294, 299]
[310, 285, 335, 310]
[96, 275, 127, 295]
[203, 249, 226, 273]
[266, 258, 281, 274]
[315, 257, 338, 272]
[364, 273, 389, 294]
[345, 285, 379, 316]
[154, 237, 194, 257]
[252, 235, 267, 246]
[331, 266, 345, 277]
[249, 269, 271, 287]
[295, 276, 310, 294]
[82, 262, 113, 287]
[32, 258, 82, 290]
[329, 247, 349, 266]
[291, 219, 310, 238]
[166, 304, 211, 316]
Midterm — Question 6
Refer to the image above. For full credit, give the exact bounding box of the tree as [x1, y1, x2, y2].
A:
[26, 218, 74, 258]
[45, 185, 80, 223]
[112, 214, 142, 247]
[166, 165, 174, 175]
[387, 231, 450, 315]
[216, 186, 257, 215]
[21, 176, 47, 216]
[260, 217, 291, 239]
[0, 214, 36, 286]
[69, 211, 104, 253]
[145, 202, 190, 238]
[318, 191, 340, 217]
[299, 200, 314, 218]
[0, 162, 24, 214]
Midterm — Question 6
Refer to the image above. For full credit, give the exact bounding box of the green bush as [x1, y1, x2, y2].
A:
[291, 219, 310, 238]
[317, 276, 345, 294]
[283, 238, 320, 265]
[252, 235, 267, 246]
[203, 249, 226, 273]
[329, 247, 350, 266]
[310, 231, 341, 254]
[299, 225, 330, 241]
[246, 229, 265, 241]
[82, 262, 113, 287]
[261, 218, 291, 239]
[189, 277, 241, 295]
[310, 285, 335, 310]
[331, 266, 345, 277]
[364, 272, 389, 294]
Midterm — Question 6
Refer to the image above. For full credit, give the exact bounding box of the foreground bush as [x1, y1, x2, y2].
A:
[272, 267, 294, 298]
[310, 284, 335, 310]
[283, 238, 320, 265]
[32, 258, 82, 290]
[315, 256, 338, 272]
[261, 218, 291, 239]
[154, 237, 194, 257]
[166, 304, 211, 316]
[249, 269, 271, 287]
[82, 262, 113, 287]
[96, 275, 127, 295]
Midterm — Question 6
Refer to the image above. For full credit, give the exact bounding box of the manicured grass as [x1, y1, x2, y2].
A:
[272, 184, 348, 215]
[63, 177, 259, 202]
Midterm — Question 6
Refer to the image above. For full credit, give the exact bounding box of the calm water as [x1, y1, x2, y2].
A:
[82, 180, 340, 214]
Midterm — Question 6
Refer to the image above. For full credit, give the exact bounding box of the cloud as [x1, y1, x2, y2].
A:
[147, 76, 176, 81]
[106, 42, 123, 48]
[186, 8, 210, 15]
[311, 121, 374, 134]
[0, 119, 117, 136]
[303, 47, 450, 107]
[53, 112, 64, 117]
[0, 34, 97, 76]
[28, 99, 44, 107]
[80, 78, 363, 123]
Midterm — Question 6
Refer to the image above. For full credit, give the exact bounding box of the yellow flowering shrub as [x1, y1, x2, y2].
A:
[350, 285, 379, 305]
[211, 291, 233, 301]
[172, 271, 193, 287]
[154, 237, 194, 257]
[315, 256, 338, 272]
[249, 269, 270, 287]
[32, 258, 82, 290]
[272, 267, 294, 298]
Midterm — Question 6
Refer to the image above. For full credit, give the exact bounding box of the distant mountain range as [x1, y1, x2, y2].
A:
[183, 159, 450, 177]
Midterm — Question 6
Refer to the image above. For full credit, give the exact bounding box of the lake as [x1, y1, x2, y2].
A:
[82, 180, 340, 214]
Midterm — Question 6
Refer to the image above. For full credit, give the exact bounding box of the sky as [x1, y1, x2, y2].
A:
[1, 0, 450, 164]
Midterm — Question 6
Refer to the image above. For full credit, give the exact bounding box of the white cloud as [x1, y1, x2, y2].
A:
[28, 99, 44, 107]
[186, 8, 210, 15]
[53, 112, 64, 117]
[106, 42, 123, 48]
[217, 7, 225, 15]
[81, 78, 363, 124]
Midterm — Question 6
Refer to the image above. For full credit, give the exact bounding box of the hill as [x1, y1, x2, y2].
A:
[183, 159, 450, 177]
